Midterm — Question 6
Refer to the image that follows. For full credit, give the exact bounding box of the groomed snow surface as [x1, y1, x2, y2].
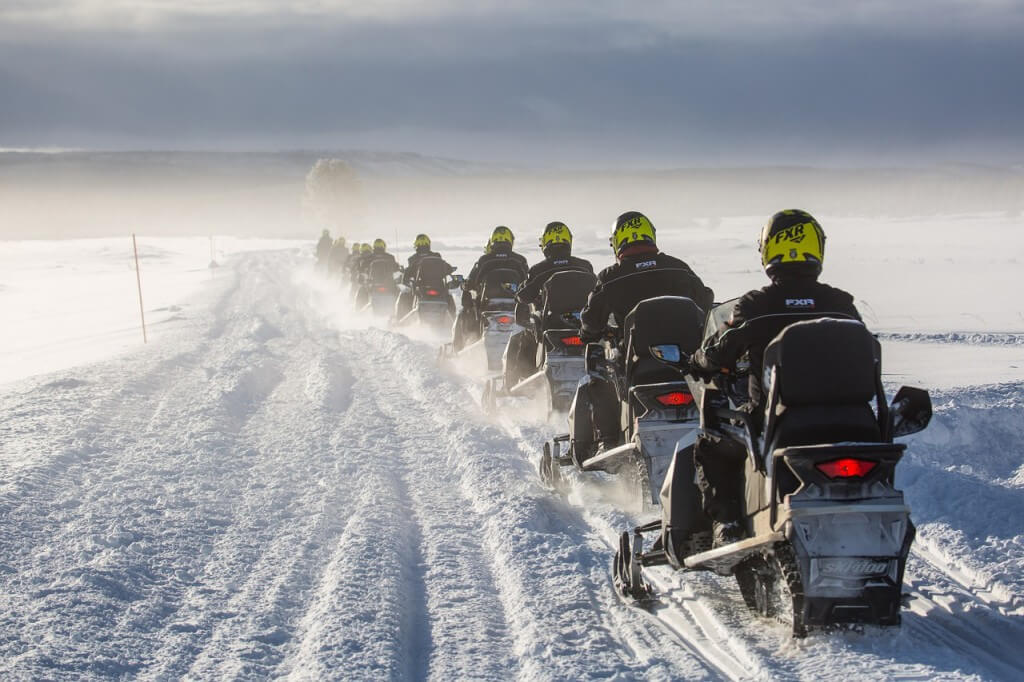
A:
[1, 223, 1023, 680]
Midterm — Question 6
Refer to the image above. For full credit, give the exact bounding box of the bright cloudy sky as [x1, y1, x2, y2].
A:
[2, 1, 1022, 164]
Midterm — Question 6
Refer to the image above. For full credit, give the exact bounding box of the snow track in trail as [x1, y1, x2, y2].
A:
[2, 250, 1022, 681]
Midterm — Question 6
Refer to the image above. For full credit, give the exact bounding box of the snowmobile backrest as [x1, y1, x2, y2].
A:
[369, 258, 396, 284]
[414, 256, 450, 287]
[762, 318, 884, 452]
[623, 296, 705, 386]
[764, 318, 877, 406]
[480, 267, 522, 305]
[540, 270, 597, 329]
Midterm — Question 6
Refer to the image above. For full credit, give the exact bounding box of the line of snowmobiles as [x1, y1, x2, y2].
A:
[342, 255, 464, 334]
[532, 294, 933, 637]
[345, 244, 935, 638]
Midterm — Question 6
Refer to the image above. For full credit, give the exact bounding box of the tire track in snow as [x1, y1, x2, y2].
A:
[366, 329, 722, 680]
[496, 415, 762, 682]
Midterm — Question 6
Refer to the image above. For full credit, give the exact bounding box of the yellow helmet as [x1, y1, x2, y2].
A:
[611, 211, 656, 255]
[414, 233, 431, 250]
[360, 243, 372, 254]
[758, 209, 825, 277]
[488, 226, 515, 250]
[351, 243, 360, 254]
[539, 221, 572, 250]
[373, 238, 386, 251]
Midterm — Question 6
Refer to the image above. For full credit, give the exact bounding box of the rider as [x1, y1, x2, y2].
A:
[354, 239, 400, 308]
[453, 226, 529, 350]
[395, 233, 456, 320]
[316, 229, 333, 268]
[690, 209, 862, 546]
[327, 236, 348, 278]
[575, 211, 714, 456]
[504, 221, 594, 385]
[350, 242, 373, 292]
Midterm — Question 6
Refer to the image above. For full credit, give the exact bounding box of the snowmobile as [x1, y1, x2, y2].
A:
[539, 296, 705, 510]
[439, 268, 523, 372]
[395, 257, 462, 332]
[357, 259, 400, 317]
[482, 270, 597, 415]
[613, 312, 932, 636]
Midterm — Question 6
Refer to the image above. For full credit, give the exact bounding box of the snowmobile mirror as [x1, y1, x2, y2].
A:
[889, 386, 932, 438]
[649, 344, 689, 370]
[448, 274, 465, 289]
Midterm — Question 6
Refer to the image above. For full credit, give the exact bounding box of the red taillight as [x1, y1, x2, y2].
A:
[560, 335, 583, 346]
[655, 391, 694, 406]
[377, 286, 389, 292]
[815, 458, 877, 479]
[497, 315, 512, 324]
[426, 289, 439, 296]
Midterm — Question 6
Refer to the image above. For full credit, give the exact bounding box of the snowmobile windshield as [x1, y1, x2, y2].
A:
[705, 297, 741, 342]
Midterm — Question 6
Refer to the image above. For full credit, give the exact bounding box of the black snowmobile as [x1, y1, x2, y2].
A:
[613, 309, 932, 636]
[482, 270, 597, 415]
[395, 256, 462, 332]
[539, 296, 705, 510]
[357, 259, 401, 317]
[440, 267, 523, 372]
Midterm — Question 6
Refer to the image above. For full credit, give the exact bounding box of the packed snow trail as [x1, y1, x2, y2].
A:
[1, 249, 1022, 680]
[0, 252, 718, 680]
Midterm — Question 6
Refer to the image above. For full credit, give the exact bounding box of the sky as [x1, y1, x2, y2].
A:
[1, 1, 1023, 166]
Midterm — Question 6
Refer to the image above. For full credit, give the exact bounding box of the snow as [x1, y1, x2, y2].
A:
[1, 212, 1022, 680]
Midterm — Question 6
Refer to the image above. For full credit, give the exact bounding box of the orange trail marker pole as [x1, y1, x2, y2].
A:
[132, 233, 148, 344]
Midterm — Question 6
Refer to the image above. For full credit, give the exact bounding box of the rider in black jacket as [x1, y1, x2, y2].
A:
[504, 222, 594, 386]
[691, 209, 862, 546]
[453, 226, 529, 350]
[574, 211, 714, 455]
[396, 233, 456, 320]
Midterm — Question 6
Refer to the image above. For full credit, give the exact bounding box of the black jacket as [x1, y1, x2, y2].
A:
[694, 275, 862, 406]
[403, 250, 453, 286]
[465, 248, 529, 294]
[516, 252, 594, 306]
[359, 252, 400, 279]
[316, 235, 333, 259]
[580, 246, 714, 343]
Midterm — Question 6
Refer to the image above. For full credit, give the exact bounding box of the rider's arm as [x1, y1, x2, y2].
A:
[579, 283, 609, 343]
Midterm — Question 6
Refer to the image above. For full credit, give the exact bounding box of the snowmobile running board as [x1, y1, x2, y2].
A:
[581, 442, 636, 473]
[683, 531, 784, 575]
[507, 369, 547, 397]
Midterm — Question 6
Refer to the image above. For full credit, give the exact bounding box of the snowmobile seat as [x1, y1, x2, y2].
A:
[762, 319, 884, 453]
[479, 267, 522, 311]
[623, 296, 705, 387]
[539, 270, 597, 332]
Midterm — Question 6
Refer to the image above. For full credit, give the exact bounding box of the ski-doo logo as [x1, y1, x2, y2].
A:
[553, 259, 568, 265]
[785, 298, 815, 308]
[635, 260, 657, 270]
[820, 558, 889, 576]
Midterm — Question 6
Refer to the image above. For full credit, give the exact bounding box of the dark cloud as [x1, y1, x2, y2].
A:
[1, 5, 1022, 164]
